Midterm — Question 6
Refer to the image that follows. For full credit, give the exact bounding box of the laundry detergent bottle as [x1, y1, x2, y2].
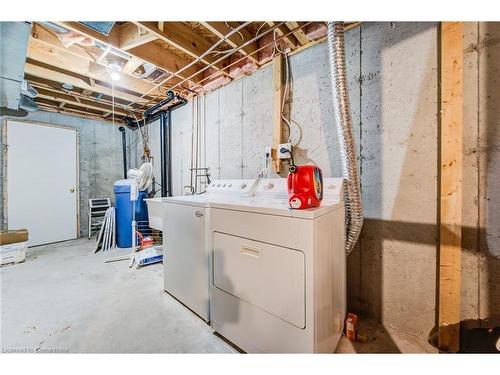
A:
[287, 165, 323, 209]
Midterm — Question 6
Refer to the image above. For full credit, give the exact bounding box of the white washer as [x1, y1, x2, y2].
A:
[146, 180, 254, 322]
[209, 177, 346, 353]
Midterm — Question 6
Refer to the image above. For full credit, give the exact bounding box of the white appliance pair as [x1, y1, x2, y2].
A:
[146, 177, 346, 353]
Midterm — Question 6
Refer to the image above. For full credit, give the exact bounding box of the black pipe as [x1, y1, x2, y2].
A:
[122, 93, 188, 130]
[159, 112, 169, 197]
[118, 126, 127, 179]
[144, 90, 175, 117]
[123, 94, 188, 197]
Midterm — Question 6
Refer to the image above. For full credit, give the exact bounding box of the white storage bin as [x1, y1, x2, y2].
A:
[1, 241, 27, 266]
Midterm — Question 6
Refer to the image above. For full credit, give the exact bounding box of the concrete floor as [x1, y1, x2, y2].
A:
[1, 238, 436, 353]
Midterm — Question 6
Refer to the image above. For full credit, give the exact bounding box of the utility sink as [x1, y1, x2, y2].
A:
[145, 198, 164, 231]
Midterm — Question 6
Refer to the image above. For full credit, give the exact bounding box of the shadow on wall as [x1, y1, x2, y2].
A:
[330, 22, 499, 352]
[331, 22, 440, 345]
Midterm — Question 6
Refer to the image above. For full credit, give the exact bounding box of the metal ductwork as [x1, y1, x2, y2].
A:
[327, 21, 364, 255]
[0, 22, 33, 117]
[19, 94, 39, 112]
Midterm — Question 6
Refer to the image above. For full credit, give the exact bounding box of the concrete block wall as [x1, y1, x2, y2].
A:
[159, 22, 500, 338]
[1, 111, 126, 236]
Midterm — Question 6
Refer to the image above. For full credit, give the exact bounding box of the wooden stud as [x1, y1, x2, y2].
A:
[272, 53, 283, 173]
[438, 21, 463, 353]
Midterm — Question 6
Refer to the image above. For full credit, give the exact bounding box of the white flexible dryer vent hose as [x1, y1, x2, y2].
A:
[327, 22, 364, 255]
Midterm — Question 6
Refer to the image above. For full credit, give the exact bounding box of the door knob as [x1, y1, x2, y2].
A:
[195, 211, 204, 217]
[69, 188, 76, 193]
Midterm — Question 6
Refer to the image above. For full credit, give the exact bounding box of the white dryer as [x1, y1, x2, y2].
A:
[146, 180, 254, 323]
[209, 177, 346, 353]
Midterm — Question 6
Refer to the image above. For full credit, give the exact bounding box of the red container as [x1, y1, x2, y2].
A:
[287, 165, 323, 209]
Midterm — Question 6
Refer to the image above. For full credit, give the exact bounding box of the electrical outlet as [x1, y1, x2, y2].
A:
[279, 143, 292, 160]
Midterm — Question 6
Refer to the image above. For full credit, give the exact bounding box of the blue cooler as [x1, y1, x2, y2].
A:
[113, 179, 149, 248]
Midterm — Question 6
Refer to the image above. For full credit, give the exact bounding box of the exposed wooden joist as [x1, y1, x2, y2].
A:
[25, 62, 147, 105]
[27, 38, 165, 98]
[119, 22, 158, 51]
[126, 43, 202, 86]
[122, 57, 143, 75]
[133, 22, 230, 75]
[438, 21, 463, 353]
[201, 22, 259, 64]
[285, 22, 309, 45]
[32, 23, 101, 62]
[266, 21, 298, 49]
[271, 54, 283, 173]
[55, 21, 200, 88]
[35, 86, 132, 117]
[28, 79, 138, 109]
[55, 21, 121, 47]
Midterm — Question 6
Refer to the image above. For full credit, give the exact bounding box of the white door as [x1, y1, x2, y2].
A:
[7, 121, 78, 246]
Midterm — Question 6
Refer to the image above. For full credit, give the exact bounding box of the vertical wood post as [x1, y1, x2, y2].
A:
[272, 54, 283, 173]
[438, 21, 463, 353]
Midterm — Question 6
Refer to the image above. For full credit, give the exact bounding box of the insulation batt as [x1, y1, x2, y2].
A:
[202, 68, 231, 92]
[258, 33, 290, 65]
[304, 23, 327, 41]
[229, 56, 258, 79]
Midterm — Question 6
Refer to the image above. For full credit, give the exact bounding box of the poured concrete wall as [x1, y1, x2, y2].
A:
[159, 22, 500, 338]
[1, 111, 126, 236]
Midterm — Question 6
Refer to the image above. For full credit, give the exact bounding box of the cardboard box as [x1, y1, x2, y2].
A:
[0, 229, 29, 245]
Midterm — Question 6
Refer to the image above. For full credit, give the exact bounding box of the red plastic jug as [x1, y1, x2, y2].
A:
[287, 165, 323, 209]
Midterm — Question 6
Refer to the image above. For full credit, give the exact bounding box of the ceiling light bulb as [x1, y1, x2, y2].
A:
[110, 71, 120, 81]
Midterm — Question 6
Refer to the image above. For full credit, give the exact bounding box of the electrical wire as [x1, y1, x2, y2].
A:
[224, 21, 244, 41]
[270, 28, 293, 145]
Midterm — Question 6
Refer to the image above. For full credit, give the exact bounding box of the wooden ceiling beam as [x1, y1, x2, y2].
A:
[55, 21, 201, 88]
[133, 22, 230, 74]
[284, 22, 309, 45]
[28, 79, 136, 109]
[122, 57, 143, 75]
[37, 99, 114, 119]
[119, 22, 158, 51]
[200, 22, 259, 64]
[25, 62, 148, 105]
[35, 86, 131, 117]
[266, 21, 298, 50]
[27, 37, 165, 98]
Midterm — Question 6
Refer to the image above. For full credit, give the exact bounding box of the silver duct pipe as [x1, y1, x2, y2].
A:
[327, 21, 364, 255]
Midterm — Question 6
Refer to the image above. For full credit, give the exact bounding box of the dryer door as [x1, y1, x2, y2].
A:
[213, 232, 305, 328]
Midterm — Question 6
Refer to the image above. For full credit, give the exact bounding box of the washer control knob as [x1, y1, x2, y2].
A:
[240, 183, 247, 189]
[217, 184, 221, 187]
[264, 182, 274, 190]
[228, 184, 232, 187]
[222, 184, 226, 187]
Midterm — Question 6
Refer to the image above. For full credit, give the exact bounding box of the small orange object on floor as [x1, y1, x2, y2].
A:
[346, 313, 358, 342]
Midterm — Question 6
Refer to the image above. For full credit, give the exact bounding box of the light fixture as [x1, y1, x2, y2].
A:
[108, 61, 122, 81]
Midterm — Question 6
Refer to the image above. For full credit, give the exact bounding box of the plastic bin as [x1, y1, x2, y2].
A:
[113, 179, 149, 248]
